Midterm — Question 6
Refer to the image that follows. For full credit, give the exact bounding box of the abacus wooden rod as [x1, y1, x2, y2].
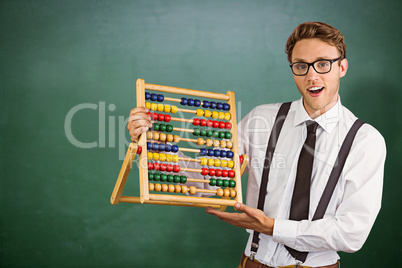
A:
[119, 196, 222, 208]
[149, 194, 237, 206]
[145, 83, 230, 101]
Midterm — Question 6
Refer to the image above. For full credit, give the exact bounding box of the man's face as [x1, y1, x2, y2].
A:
[291, 38, 348, 118]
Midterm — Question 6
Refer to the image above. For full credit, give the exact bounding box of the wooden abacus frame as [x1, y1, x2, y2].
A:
[110, 79, 248, 210]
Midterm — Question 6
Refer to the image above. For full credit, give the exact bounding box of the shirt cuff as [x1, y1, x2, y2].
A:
[272, 219, 298, 248]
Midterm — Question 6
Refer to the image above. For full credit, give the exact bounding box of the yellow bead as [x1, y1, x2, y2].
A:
[159, 153, 166, 161]
[159, 133, 167, 142]
[151, 103, 157, 111]
[223, 188, 230, 197]
[218, 112, 225, 119]
[168, 184, 175, 193]
[200, 158, 208, 166]
[145, 102, 151, 109]
[164, 104, 171, 113]
[206, 139, 213, 147]
[196, 109, 204, 117]
[213, 140, 220, 147]
[148, 183, 154, 191]
[197, 138, 205, 145]
[208, 158, 215, 166]
[174, 135, 180, 143]
[189, 186, 197, 195]
[167, 134, 174, 142]
[147, 152, 153, 160]
[214, 159, 221, 167]
[224, 113, 231, 120]
[153, 132, 160, 141]
[204, 110, 212, 118]
[228, 161, 234, 168]
[162, 184, 168, 192]
[220, 140, 227, 148]
[230, 189, 236, 198]
[175, 185, 182, 193]
[221, 160, 228, 168]
[171, 105, 178, 113]
[216, 188, 224, 197]
[166, 154, 172, 162]
[157, 104, 164, 112]
[153, 153, 160, 161]
[181, 185, 188, 194]
[172, 155, 179, 163]
[154, 183, 162, 192]
[212, 111, 219, 118]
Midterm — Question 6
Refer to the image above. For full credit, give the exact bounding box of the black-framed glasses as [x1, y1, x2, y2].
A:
[290, 57, 342, 76]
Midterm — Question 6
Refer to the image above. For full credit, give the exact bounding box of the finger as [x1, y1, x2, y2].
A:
[129, 107, 149, 117]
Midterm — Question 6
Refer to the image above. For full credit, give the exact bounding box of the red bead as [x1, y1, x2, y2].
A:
[219, 121, 226, 129]
[213, 121, 219, 128]
[225, 122, 232, 129]
[173, 165, 180, 173]
[153, 163, 160, 171]
[239, 155, 243, 164]
[201, 168, 209, 175]
[209, 168, 216, 176]
[147, 112, 151, 116]
[158, 114, 165, 121]
[160, 163, 167, 171]
[215, 169, 222, 177]
[222, 170, 228, 177]
[193, 118, 200, 126]
[164, 114, 171, 122]
[228, 170, 235, 178]
[200, 119, 207, 127]
[148, 162, 154, 170]
[151, 113, 158, 120]
[137, 146, 142, 155]
[207, 120, 213, 127]
[167, 164, 173, 172]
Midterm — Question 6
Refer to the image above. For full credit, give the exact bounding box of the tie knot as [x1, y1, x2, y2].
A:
[306, 120, 319, 134]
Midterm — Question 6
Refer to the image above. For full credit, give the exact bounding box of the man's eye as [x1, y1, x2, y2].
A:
[295, 64, 307, 70]
[317, 61, 329, 68]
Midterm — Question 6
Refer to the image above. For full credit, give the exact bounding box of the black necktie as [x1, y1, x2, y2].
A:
[286, 120, 319, 260]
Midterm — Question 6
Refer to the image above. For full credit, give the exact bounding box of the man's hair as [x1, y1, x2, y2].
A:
[285, 22, 346, 63]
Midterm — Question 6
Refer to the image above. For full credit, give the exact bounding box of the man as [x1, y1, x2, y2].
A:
[128, 22, 386, 268]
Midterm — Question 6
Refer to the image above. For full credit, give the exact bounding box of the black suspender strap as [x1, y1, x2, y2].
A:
[250, 102, 292, 259]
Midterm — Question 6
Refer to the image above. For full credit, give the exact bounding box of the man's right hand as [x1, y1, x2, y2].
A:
[127, 107, 152, 143]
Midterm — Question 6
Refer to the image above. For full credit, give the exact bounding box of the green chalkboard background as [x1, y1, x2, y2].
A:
[1, 0, 401, 267]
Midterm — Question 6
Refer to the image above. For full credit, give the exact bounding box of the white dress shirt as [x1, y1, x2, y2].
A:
[237, 98, 386, 267]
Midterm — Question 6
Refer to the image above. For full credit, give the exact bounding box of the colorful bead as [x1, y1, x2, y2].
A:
[148, 173, 154, 181]
[168, 184, 175, 193]
[164, 105, 171, 113]
[201, 168, 209, 175]
[228, 161, 234, 168]
[202, 100, 209, 108]
[193, 129, 200, 136]
[150, 93, 157, 101]
[145, 92, 151, 100]
[158, 144, 165, 152]
[162, 184, 168, 192]
[220, 150, 227, 158]
[216, 189, 223, 197]
[220, 140, 226, 148]
[227, 151, 234, 158]
[223, 103, 230, 110]
[166, 164, 173, 172]
[189, 186, 197, 195]
[199, 148, 207, 156]
[172, 145, 179, 153]
[224, 113, 231, 120]
[218, 112, 225, 119]
[225, 122, 232, 129]
[209, 178, 216, 186]
[194, 99, 201, 107]
[221, 160, 228, 167]
[223, 179, 229, 187]
[180, 98, 188, 105]
[210, 102, 216, 109]
[200, 158, 208, 165]
[166, 125, 173, 132]
[181, 185, 188, 194]
[200, 119, 207, 127]
[212, 111, 219, 118]
[159, 133, 167, 142]
[147, 152, 153, 160]
[193, 118, 200, 126]
[149, 183, 155, 191]
[151, 103, 157, 111]
[180, 176, 187, 183]
[171, 105, 178, 113]
[166, 134, 174, 142]
[160, 164, 167, 171]
[157, 94, 164, 102]
[164, 115, 171, 122]
[204, 110, 212, 118]
[145, 102, 151, 109]
[173, 135, 180, 143]
[209, 168, 216, 176]
[197, 138, 205, 145]
[229, 180, 236, 188]
[154, 173, 161, 181]
[188, 99, 194, 106]
[175, 185, 181, 193]
[222, 170, 228, 177]
[174, 175, 180, 183]
[206, 139, 213, 147]
[228, 170, 235, 178]
[215, 169, 222, 177]
[173, 165, 180, 172]
[213, 140, 220, 147]
[196, 109, 204, 117]
[225, 132, 232, 139]
[214, 159, 221, 167]
[159, 153, 166, 161]
[153, 152, 159, 161]
[207, 158, 215, 166]
[216, 179, 223, 187]
[213, 121, 219, 128]
[239, 155, 243, 164]
[217, 102, 223, 110]
[157, 104, 163, 112]
[167, 174, 174, 182]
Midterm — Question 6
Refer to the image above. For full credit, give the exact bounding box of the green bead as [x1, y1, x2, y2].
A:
[180, 176, 187, 183]
[174, 175, 180, 183]
[229, 180, 236, 188]
[167, 175, 174, 182]
[154, 173, 161, 181]
[212, 131, 219, 138]
[148, 173, 154, 181]
[193, 128, 200, 136]
[219, 132, 225, 139]
[153, 123, 160, 131]
[161, 174, 168, 182]
[225, 132, 232, 139]
[166, 125, 173, 132]
[216, 179, 223, 187]
[223, 179, 229, 187]
[206, 130, 213, 137]
[200, 129, 207, 136]
[209, 178, 216, 186]
[160, 124, 167, 131]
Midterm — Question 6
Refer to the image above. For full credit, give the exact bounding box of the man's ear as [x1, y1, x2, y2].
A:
[339, 58, 348, 78]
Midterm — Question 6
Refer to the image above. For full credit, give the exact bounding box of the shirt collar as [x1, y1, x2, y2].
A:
[293, 96, 342, 134]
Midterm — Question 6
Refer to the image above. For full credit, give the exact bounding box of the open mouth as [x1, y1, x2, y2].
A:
[308, 86, 324, 94]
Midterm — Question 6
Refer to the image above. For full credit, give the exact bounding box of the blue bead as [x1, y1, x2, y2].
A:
[194, 99, 201, 107]
[147, 142, 152, 150]
[180, 98, 188, 105]
[152, 143, 159, 151]
[210, 101, 216, 109]
[188, 98, 194, 106]
[199, 148, 207, 156]
[172, 145, 179, 153]
[216, 102, 223, 110]
[214, 150, 221, 157]
[223, 103, 230, 111]
[151, 93, 158, 101]
[220, 150, 227, 158]
[145, 92, 151, 100]
[159, 144, 165, 152]
[165, 144, 172, 152]
[157, 94, 164, 102]
[227, 151, 234, 158]
[202, 100, 209, 108]
[207, 149, 214, 156]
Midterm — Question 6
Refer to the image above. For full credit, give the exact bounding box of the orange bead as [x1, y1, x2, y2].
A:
[154, 183, 162, 192]
[175, 185, 182, 193]
[189, 186, 197, 195]
[220, 140, 227, 148]
[223, 188, 230, 197]
[166, 134, 174, 142]
[159, 133, 167, 142]
[168, 184, 175, 193]
[147, 132, 153, 139]
[149, 183, 155, 191]
[216, 188, 224, 197]
[230, 189, 236, 198]
[213, 140, 220, 147]
[162, 184, 168, 192]
[181, 185, 188, 194]
[206, 139, 213, 147]
[226, 141, 233, 149]
[153, 132, 160, 141]
[197, 138, 205, 145]
[174, 135, 180, 143]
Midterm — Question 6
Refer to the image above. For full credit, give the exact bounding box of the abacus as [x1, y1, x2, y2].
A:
[111, 79, 248, 210]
